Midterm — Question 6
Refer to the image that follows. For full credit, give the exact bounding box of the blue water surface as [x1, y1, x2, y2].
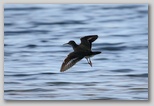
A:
[4, 4, 148, 100]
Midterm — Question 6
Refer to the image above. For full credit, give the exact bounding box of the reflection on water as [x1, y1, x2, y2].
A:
[4, 4, 148, 100]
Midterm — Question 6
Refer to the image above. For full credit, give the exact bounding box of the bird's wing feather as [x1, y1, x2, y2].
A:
[80, 35, 98, 49]
[80, 35, 98, 43]
[60, 52, 84, 72]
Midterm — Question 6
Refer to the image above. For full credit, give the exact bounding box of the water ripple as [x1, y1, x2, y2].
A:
[5, 30, 49, 35]
[33, 20, 86, 26]
[110, 69, 134, 73]
[101, 5, 142, 10]
[4, 4, 148, 100]
[4, 7, 44, 11]
[125, 73, 148, 77]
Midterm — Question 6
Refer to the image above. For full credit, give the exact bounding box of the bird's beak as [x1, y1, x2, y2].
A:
[63, 43, 69, 46]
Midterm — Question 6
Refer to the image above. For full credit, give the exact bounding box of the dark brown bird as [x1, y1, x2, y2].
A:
[60, 35, 101, 72]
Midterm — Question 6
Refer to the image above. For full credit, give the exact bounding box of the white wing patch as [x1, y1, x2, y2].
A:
[67, 57, 78, 66]
[60, 53, 83, 72]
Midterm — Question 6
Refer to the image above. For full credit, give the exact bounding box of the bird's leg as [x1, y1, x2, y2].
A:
[89, 58, 92, 67]
[86, 58, 89, 64]
[86, 57, 92, 67]
[86, 57, 90, 66]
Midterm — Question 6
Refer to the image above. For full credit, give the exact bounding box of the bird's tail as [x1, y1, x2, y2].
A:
[91, 51, 101, 55]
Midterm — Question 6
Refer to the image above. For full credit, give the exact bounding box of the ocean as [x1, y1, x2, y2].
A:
[4, 4, 148, 100]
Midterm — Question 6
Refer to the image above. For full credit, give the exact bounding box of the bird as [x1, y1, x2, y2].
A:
[60, 35, 101, 72]
[65, 35, 99, 66]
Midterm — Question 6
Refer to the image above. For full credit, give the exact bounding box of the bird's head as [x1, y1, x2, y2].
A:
[63, 40, 76, 46]
[67, 40, 76, 45]
[63, 40, 78, 50]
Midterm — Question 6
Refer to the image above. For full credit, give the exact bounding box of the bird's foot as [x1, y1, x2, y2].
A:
[86, 58, 92, 67]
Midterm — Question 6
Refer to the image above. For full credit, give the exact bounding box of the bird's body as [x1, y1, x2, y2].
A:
[60, 35, 101, 72]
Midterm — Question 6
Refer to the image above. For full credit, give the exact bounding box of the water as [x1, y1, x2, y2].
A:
[4, 4, 148, 100]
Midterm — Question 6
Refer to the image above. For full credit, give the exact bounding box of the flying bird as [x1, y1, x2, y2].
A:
[60, 35, 101, 72]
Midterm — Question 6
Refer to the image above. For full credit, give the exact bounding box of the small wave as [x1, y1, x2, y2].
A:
[5, 30, 31, 34]
[5, 74, 32, 77]
[90, 97, 119, 100]
[4, 82, 21, 84]
[94, 57, 108, 60]
[4, 44, 12, 47]
[40, 72, 58, 75]
[21, 77, 37, 81]
[25, 44, 37, 48]
[110, 69, 134, 73]
[4, 30, 49, 35]
[130, 87, 148, 90]
[33, 20, 85, 26]
[4, 7, 44, 11]
[101, 5, 141, 10]
[125, 73, 148, 77]
[13, 50, 35, 54]
[100, 19, 124, 23]
[40, 40, 48, 43]
[46, 81, 90, 86]
[137, 10, 148, 14]
[110, 34, 131, 37]
[64, 7, 81, 11]
[94, 42, 126, 51]
[131, 45, 148, 50]
[46, 82, 72, 86]
[4, 88, 46, 93]
[71, 70, 93, 73]
[4, 23, 14, 26]
[4, 52, 13, 56]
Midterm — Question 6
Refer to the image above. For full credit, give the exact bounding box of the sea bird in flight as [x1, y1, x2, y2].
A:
[60, 35, 101, 72]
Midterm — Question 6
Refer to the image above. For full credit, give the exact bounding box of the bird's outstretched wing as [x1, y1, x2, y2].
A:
[80, 35, 98, 50]
[60, 52, 84, 72]
[80, 35, 98, 43]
